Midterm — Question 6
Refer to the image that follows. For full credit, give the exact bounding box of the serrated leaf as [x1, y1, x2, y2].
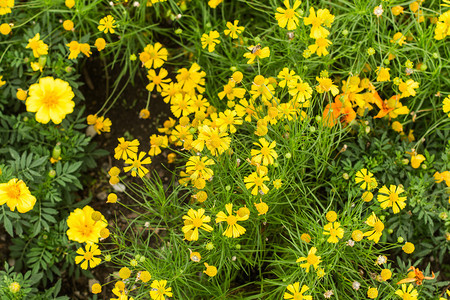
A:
[3, 216, 13, 237]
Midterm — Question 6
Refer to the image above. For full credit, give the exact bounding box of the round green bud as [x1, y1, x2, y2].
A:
[383, 59, 390, 65]
[397, 236, 404, 243]
[342, 173, 349, 180]
[229, 66, 237, 72]
[48, 169, 56, 178]
[273, 162, 279, 168]
[432, 52, 439, 59]
[254, 37, 261, 43]
[205, 22, 212, 28]
[225, 185, 231, 191]
[342, 29, 349, 36]
[174, 28, 183, 35]
[421, 164, 427, 170]
[387, 229, 393, 234]
[205, 242, 214, 250]
[235, 244, 241, 250]
[420, 64, 427, 71]
[285, 153, 292, 159]
[402, 158, 409, 165]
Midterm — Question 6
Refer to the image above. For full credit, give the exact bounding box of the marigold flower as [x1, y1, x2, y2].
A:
[149, 280, 172, 300]
[443, 96, 450, 117]
[203, 263, 217, 277]
[25, 77, 74, 124]
[0, 178, 36, 213]
[98, 15, 116, 34]
[275, 0, 301, 30]
[296, 247, 321, 272]
[224, 20, 244, 39]
[182, 208, 214, 241]
[284, 282, 312, 300]
[66, 205, 108, 243]
[216, 203, 248, 238]
[377, 185, 407, 214]
[0, 0, 14, 15]
[75, 244, 101, 270]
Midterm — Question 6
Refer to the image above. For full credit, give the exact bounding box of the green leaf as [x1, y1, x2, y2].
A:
[3, 216, 13, 237]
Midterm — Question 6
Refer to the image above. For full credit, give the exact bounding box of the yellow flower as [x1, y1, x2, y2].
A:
[86, 114, 112, 134]
[114, 137, 139, 161]
[398, 79, 419, 98]
[402, 242, 415, 254]
[363, 212, 384, 243]
[0, 0, 14, 15]
[275, 0, 302, 30]
[91, 283, 102, 294]
[218, 81, 246, 101]
[124, 151, 152, 177]
[190, 251, 201, 262]
[391, 6, 404, 16]
[254, 199, 269, 215]
[409, 153, 425, 168]
[362, 191, 373, 202]
[203, 263, 217, 277]
[185, 156, 214, 181]
[0, 23, 11, 35]
[63, 20, 74, 31]
[355, 169, 378, 190]
[98, 15, 116, 34]
[192, 124, 231, 156]
[16, 88, 27, 100]
[376, 67, 390, 82]
[66, 205, 108, 243]
[26, 33, 48, 58]
[201, 30, 220, 52]
[300, 233, 311, 243]
[303, 7, 335, 39]
[326, 211, 337, 222]
[443, 96, 450, 117]
[75, 244, 101, 270]
[273, 179, 282, 189]
[367, 287, 378, 299]
[392, 121, 403, 132]
[308, 37, 332, 56]
[216, 109, 243, 133]
[176, 63, 205, 94]
[244, 170, 270, 195]
[251, 138, 278, 166]
[149, 134, 168, 156]
[208, 0, 223, 8]
[284, 282, 312, 300]
[66, 41, 81, 59]
[323, 222, 344, 243]
[395, 284, 418, 300]
[182, 208, 214, 241]
[119, 267, 131, 279]
[65, 0, 75, 8]
[146, 68, 171, 92]
[243, 44, 270, 64]
[216, 203, 248, 238]
[434, 11, 450, 40]
[140, 271, 151, 282]
[381, 268, 392, 281]
[0, 178, 36, 213]
[297, 247, 321, 272]
[377, 185, 407, 214]
[149, 280, 172, 300]
[316, 77, 339, 96]
[95, 38, 106, 51]
[352, 230, 363, 241]
[224, 20, 244, 39]
[107, 193, 117, 203]
[288, 78, 313, 102]
[140, 43, 168, 69]
[390, 32, 406, 46]
[25, 77, 75, 124]
[80, 43, 91, 57]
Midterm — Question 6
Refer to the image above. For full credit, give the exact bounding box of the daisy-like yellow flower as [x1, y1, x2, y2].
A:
[316, 77, 339, 96]
[146, 68, 171, 92]
[66, 205, 108, 244]
[124, 151, 152, 177]
[308, 37, 332, 56]
[192, 124, 231, 156]
[224, 20, 244, 39]
[244, 170, 270, 195]
[391, 6, 404, 16]
[377, 185, 407, 214]
[149, 280, 172, 300]
[303, 7, 335, 39]
[251, 138, 278, 166]
[208, 0, 223, 8]
[355, 168, 378, 190]
[443, 96, 450, 117]
[288, 78, 312, 102]
[86, 114, 112, 135]
[216, 203, 248, 238]
[283, 282, 312, 300]
[149, 134, 168, 156]
[75, 244, 101, 270]
[0, 0, 14, 15]
[140, 43, 168, 69]
[185, 156, 214, 180]
[243, 44, 270, 64]
[98, 15, 116, 34]
[26, 33, 48, 58]
[323, 222, 344, 243]
[434, 11, 450, 40]
[216, 110, 243, 133]
[278, 68, 299, 88]
[201, 30, 220, 52]
[296, 247, 321, 272]
[390, 32, 406, 46]
[114, 137, 139, 160]
[275, 0, 302, 30]
[181, 208, 213, 241]
[398, 79, 419, 98]
[25, 77, 75, 124]
[376, 67, 390, 82]
[218, 81, 246, 101]
[363, 212, 384, 243]
[254, 199, 269, 215]
[395, 284, 418, 300]
[0, 178, 36, 213]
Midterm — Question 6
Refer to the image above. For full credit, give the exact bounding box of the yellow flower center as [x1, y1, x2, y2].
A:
[226, 215, 237, 226]
[389, 193, 398, 203]
[120, 142, 129, 150]
[81, 224, 93, 237]
[42, 92, 59, 109]
[311, 17, 322, 27]
[307, 253, 318, 265]
[158, 287, 165, 295]
[192, 217, 203, 228]
[330, 228, 337, 236]
[284, 9, 295, 18]
[84, 251, 93, 260]
[260, 146, 270, 156]
[224, 85, 233, 94]
[153, 75, 162, 85]
[7, 184, 21, 200]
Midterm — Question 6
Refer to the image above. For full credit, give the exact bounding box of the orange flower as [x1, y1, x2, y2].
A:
[397, 266, 435, 286]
